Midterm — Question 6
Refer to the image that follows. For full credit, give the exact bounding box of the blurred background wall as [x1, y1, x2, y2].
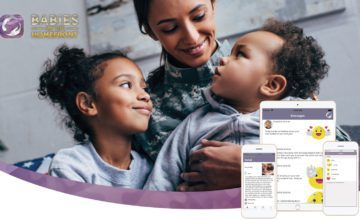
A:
[0, 0, 89, 162]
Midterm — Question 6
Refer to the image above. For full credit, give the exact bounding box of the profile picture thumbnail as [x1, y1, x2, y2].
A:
[262, 163, 274, 175]
[264, 120, 272, 129]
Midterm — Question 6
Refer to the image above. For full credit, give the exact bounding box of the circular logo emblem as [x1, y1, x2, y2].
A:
[0, 14, 24, 38]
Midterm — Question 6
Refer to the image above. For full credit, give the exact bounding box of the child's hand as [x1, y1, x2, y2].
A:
[177, 140, 241, 191]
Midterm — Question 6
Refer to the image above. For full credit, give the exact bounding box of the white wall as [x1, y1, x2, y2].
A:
[0, 0, 359, 163]
[296, 0, 360, 126]
[0, 0, 89, 163]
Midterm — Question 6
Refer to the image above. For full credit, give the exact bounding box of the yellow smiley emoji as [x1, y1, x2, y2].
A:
[309, 167, 323, 189]
[307, 191, 323, 204]
[312, 126, 325, 140]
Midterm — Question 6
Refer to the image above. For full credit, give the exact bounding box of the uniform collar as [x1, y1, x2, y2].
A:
[164, 40, 231, 84]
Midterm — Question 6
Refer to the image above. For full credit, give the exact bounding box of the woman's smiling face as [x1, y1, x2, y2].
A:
[147, 0, 217, 67]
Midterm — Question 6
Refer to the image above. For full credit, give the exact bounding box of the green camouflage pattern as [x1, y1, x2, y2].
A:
[134, 40, 351, 161]
[135, 41, 232, 160]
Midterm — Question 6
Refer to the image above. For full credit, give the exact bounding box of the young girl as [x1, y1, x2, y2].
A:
[39, 45, 153, 188]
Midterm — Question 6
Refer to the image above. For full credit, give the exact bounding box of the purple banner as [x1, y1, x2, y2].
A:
[0, 161, 240, 209]
[243, 153, 276, 162]
[325, 150, 357, 155]
[262, 108, 334, 120]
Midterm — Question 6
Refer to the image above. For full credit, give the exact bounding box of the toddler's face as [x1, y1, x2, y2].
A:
[93, 58, 153, 135]
[211, 31, 284, 103]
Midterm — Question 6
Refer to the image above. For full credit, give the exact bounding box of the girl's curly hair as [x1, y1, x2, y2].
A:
[261, 19, 329, 99]
[38, 45, 127, 143]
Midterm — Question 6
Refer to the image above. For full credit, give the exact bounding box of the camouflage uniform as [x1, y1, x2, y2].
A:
[135, 41, 232, 160]
[135, 40, 351, 161]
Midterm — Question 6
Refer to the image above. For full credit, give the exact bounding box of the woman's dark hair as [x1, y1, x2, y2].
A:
[38, 45, 127, 143]
[133, 0, 152, 35]
[133, 0, 216, 87]
[133, 0, 216, 35]
[260, 19, 329, 99]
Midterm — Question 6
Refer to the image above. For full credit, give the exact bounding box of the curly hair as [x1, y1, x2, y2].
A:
[260, 19, 329, 99]
[38, 45, 127, 143]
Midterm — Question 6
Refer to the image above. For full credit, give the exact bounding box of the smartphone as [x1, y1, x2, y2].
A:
[242, 144, 277, 218]
[323, 141, 359, 215]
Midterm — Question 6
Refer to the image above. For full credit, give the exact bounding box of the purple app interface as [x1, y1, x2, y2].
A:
[0, 14, 24, 38]
[324, 149, 357, 207]
[243, 153, 276, 211]
[262, 108, 335, 206]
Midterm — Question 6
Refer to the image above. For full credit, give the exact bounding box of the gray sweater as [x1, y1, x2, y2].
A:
[49, 142, 152, 189]
[144, 88, 260, 191]
[143, 89, 351, 191]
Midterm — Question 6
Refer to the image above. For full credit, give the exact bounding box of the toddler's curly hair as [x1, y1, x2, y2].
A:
[261, 19, 329, 99]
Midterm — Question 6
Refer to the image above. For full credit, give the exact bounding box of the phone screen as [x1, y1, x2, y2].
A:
[261, 106, 335, 210]
[242, 148, 276, 215]
[324, 145, 358, 207]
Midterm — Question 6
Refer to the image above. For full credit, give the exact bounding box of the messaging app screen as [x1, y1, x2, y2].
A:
[262, 108, 335, 206]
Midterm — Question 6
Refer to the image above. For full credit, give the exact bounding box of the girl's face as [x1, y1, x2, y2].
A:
[93, 58, 152, 135]
[211, 31, 284, 103]
[147, 0, 217, 67]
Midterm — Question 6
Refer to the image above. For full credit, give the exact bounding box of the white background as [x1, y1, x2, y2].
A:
[0, 170, 359, 220]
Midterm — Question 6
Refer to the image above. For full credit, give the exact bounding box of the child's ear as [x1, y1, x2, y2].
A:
[76, 92, 97, 116]
[260, 74, 287, 99]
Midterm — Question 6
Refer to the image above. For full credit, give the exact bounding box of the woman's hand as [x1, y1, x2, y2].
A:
[177, 139, 241, 191]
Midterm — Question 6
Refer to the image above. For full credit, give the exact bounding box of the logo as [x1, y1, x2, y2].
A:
[31, 14, 79, 39]
[0, 14, 24, 38]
